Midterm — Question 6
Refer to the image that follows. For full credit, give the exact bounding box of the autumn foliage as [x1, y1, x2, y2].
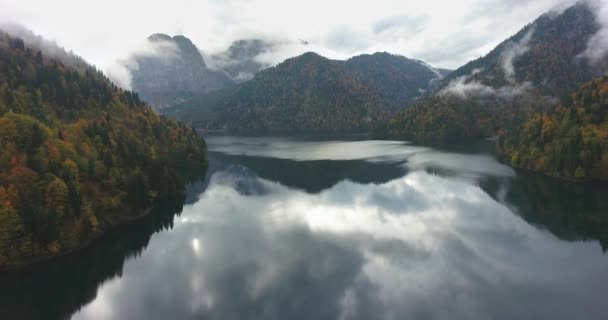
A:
[0, 32, 207, 266]
[498, 77, 608, 180]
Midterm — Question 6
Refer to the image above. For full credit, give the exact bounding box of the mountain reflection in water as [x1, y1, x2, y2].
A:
[1, 136, 607, 320]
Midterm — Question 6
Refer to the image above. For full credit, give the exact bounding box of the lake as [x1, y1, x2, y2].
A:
[1, 135, 608, 320]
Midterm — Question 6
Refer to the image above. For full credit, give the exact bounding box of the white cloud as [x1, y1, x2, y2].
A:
[71, 165, 608, 319]
[500, 27, 535, 83]
[0, 0, 585, 74]
[582, 0, 608, 63]
[440, 25, 537, 99]
[107, 38, 180, 89]
[441, 74, 533, 98]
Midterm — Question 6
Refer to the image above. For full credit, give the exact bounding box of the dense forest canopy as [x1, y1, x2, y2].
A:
[164, 52, 389, 133]
[0, 32, 208, 266]
[497, 77, 608, 180]
[341, 52, 447, 109]
[162, 52, 448, 133]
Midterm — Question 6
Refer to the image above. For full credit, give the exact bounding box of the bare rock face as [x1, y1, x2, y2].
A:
[130, 34, 233, 110]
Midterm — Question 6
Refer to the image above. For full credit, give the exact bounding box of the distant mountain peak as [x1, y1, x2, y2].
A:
[148, 33, 172, 42]
[227, 39, 271, 54]
[129, 33, 232, 109]
[163, 50, 449, 132]
[297, 51, 327, 60]
[146, 34, 203, 61]
[386, 0, 608, 144]
[210, 38, 279, 83]
[172, 35, 198, 48]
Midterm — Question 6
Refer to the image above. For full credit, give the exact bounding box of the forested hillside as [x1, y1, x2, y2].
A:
[438, 2, 601, 96]
[163, 52, 447, 133]
[386, 2, 607, 144]
[0, 32, 208, 267]
[342, 52, 447, 108]
[497, 77, 608, 180]
[222, 52, 388, 132]
[382, 94, 547, 144]
[165, 52, 389, 132]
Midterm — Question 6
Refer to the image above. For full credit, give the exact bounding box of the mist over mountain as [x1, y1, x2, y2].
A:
[437, 1, 605, 97]
[209, 39, 281, 82]
[2, 1, 608, 319]
[163, 51, 448, 132]
[128, 34, 233, 110]
[0, 23, 93, 74]
[385, 1, 608, 144]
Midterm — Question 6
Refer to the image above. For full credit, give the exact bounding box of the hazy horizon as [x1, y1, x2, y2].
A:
[1, 0, 603, 75]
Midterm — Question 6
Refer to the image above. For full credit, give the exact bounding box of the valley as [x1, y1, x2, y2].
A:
[0, 0, 607, 319]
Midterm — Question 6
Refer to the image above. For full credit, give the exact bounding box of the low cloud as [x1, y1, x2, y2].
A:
[0, 22, 91, 72]
[441, 25, 536, 99]
[204, 37, 286, 77]
[0, 0, 586, 72]
[441, 74, 533, 98]
[500, 27, 535, 83]
[372, 14, 429, 35]
[106, 38, 180, 90]
[203, 37, 323, 81]
[582, 0, 608, 64]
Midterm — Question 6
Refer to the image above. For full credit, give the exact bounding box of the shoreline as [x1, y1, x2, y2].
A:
[0, 202, 160, 271]
[496, 154, 608, 184]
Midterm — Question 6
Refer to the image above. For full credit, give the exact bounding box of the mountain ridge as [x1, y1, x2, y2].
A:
[385, 1, 608, 144]
[162, 51, 448, 132]
[129, 33, 233, 110]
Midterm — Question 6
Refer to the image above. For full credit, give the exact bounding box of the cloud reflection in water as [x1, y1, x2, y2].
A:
[73, 159, 608, 320]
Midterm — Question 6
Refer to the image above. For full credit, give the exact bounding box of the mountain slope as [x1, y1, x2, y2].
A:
[164, 52, 389, 132]
[218, 52, 389, 132]
[438, 2, 603, 96]
[0, 31, 208, 267]
[163, 51, 448, 132]
[386, 2, 608, 143]
[497, 76, 608, 180]
[129, 34, 233, 109]
[342, 52, 448, 108]
[0, 23, 92, 74]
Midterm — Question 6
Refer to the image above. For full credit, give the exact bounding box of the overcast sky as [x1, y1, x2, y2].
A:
[0, 0, 587, 71]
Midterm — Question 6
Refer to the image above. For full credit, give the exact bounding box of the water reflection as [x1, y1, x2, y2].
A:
[0, 196, 187, 320]
[1, 136, 607, 320]
[492, 173, 608, 250]
[70, 137, 608, 320]
[206, 136, 426, 162]
[207, 154, 407, 193]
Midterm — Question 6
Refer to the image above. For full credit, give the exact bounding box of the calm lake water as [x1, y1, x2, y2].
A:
[1, 135, 608, 320]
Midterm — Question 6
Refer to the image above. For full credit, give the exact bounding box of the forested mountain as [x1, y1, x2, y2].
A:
[209, 52, 388, 132]
[0, 31, 208, 267]
[385, 2, 608, 143]
[342, 52, 448, 108]
[129, 34, 233, 110]
[438, 2, 602, 96]
[0, 23, 92, 74]
[163, 51, 447, 132]
[497, 77, 608, 181]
